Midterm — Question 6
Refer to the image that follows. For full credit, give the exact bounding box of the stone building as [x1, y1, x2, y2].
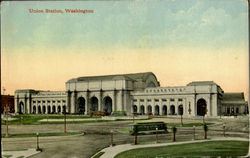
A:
[14, 72, 248, 116]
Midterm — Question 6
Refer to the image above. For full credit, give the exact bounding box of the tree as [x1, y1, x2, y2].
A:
[203, 124, 208, 139]
[172, 126, 177, 142]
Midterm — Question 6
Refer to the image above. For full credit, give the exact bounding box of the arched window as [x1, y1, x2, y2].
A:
[147, 105, 152, 114]
[140, 105, 145, 115]
[170, 105, 175, 115]
[133, 105, 137, 113]
[155, 105, 159, 115]
[162, 105, 167, 115]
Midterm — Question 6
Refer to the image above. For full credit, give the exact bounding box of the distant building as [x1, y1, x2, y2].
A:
[1, 95, 15, 113]
[15, 72, 248, 116]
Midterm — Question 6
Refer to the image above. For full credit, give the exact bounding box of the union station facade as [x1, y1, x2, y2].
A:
[15, 72, 248, 117]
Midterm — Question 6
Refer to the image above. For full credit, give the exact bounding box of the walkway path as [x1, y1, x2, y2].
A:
[2, 148, 41, 158]
[94, 137, 249, 158]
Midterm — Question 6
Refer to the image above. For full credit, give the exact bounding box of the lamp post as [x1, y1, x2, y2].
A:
[193, 125, 195, 140]
[155, 128, 158, 144]
[223, 123, 226, 137]
[5, 104, 9, 137]
[110, 130, 114, 147]
[36, 133, 40, 151]
[64, 108, 67, 133]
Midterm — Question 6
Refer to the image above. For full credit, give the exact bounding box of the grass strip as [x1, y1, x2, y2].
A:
[93, 152, 105, 158]
[2, 131, 82, 138]
[115, 140, 249, 158]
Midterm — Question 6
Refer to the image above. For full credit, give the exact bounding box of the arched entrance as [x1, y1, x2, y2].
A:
[63, 105, 66, 113]
[38, 106, 41, 114]
[178, 105, 183, 115]
[48, 106, 51, 114]
[42, 106, 46, 114]
[155, 105, 159, 115]
[19, 102, 24, 114]
[140, 105, 145, 115]
[197, 99, 207, 116]
[52, 106, 56, 113]
[133, 105, 137, 113]
[170, 105, 175, 115]
[90, 97, 98, 113]
[33, 106, 36, 114]
[162, 105, 167, 115]
[103, 96, 112, 115]
[147, 105, 152, 114]
[57, 106, 61, 113]
[77, 97, 85, 114]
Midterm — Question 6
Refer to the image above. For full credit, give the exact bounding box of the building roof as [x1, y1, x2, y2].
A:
[187, 81, 218, 86]
[221, 92, 247, 105]
[67, 72, 157, 83]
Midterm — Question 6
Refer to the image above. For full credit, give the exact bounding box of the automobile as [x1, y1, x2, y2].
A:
[93, 111, 106, 116]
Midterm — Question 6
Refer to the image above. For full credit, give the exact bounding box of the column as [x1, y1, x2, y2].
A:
[15, 95, 19, 114]
[67, 91, 71, 113]
[113, 90, 117, 112]
[85, 90, 89, 115]
[99, 90, 103, 111]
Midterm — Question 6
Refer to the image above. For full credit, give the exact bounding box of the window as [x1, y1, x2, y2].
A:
[162, 99, 167, 102]
[140, 99, 144, 102]
[38, 101, 41, 103]
[33, 101, 36, 103]
[154, 99, 159, 102]
[178, 98, 183, 101]
[147, 99, 152, 102]
[133, 99, 137, 102]
[42, 100, 45, 103]
[57, 100, 61, 103]
[63, 100, 66, 103]
[170, 98, 175, 102]
[47, 100, 50, 103]
[52, 100, 56, 103]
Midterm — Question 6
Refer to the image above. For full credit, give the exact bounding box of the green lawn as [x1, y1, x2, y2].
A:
[1, 114, 102, 125]
[115, 140, 249, 158]
[2, 131, 82, 138]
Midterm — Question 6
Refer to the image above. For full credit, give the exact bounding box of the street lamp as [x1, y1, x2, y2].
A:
[36, 133, 40, 151]
[64, 107, 67, 133]
[193, 125, 196, 140]
[155, 128, 158, 144]
[110, 130, 114, 147]
[223, 123, 226, 137]
[5, 104, 9, 137]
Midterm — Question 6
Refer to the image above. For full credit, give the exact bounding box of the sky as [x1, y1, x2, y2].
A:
[1, 0, 249, 99]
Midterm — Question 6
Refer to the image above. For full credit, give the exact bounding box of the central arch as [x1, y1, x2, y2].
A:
[178, 105, 183, 115]
[33, 106, 36, 114]
[90, 97, 98, 113]
[147, 105, 152, 114]
[155, 105, 159, 115]
[162, 105, 167, 115]
[77, 97, 85, 114]
[19, 102, 24, 114]
[140, 105, 145, 115]
[103, 96, 112, 115]
[170, 105, 175, 115]
[197, 98, 207, 116]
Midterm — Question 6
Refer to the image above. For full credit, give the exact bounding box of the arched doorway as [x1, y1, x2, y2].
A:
[147, 105, 152, 114]
[133, 105, 137, 113]
[63, 105, 66, 113]
[33, 106, 36, 114]
[90, 97, 98, 113]
[197, 99, 207, 116]
[52, 106, 56, 113]
[103, 96, 112, 115]
[140, 105, 145, 115]
[19, 102, 24, 114]
[155, 105, 159, 115]
[162, 105, 167, 115]
[42, 106, 46, 114]
[178, 105, 183, 115]
[48, 106, 51, 114]
[57, 106, 61, 113]
[170, 105, 175, 115]
[77, 97, 85, 114]
[38, 106, 41, 114]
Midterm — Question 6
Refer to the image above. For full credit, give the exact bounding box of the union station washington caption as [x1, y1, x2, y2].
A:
[15, 72, 248, 117]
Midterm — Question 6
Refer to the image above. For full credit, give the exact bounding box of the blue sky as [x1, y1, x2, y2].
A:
[1, 0, 248, 50]
[1, 0, 249, 97]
